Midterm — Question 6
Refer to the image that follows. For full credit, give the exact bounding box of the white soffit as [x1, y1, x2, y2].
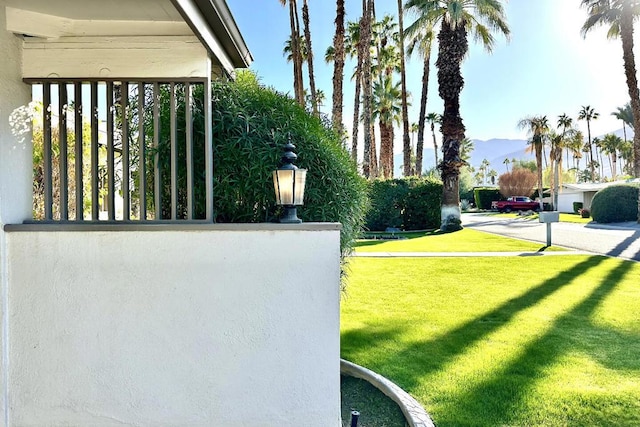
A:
[5, 7, 192, 38]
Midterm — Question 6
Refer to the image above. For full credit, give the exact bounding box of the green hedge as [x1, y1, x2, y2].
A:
[573, 202, 583, 214]
[365, 178, 442, 231]
[474, 188, 503, 210]
[591, 184, 639, 223]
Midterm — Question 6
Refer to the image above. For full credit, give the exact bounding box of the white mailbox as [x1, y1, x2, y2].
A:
[539, 211, 559, 223]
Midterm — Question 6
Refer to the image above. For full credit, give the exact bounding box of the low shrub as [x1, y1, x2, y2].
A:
[474, 188, 503, 210]
[573, 202, 583, 214]
[591, 184, 639, 223]
[365, 178, 442, 231]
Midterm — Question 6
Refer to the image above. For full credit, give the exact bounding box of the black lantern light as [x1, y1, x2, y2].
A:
[273, 138, 307, 223]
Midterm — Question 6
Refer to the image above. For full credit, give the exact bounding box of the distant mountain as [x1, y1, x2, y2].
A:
[392, 127, 633, 178]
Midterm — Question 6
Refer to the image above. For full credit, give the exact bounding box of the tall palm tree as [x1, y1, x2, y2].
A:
[331, 0, 346, 134]
[612, 103, 633, 155]
[558, 113, 573, 169]
[405, 19, 434, 178]
[410, 122, 419, 175]
[279, 0, 305, 107]
[602, 133, 624, 180]
[577, 105, 599, 181]
[373, 76, 403, 178]
[343, 21, 363, 162]
[503, 157, 511, 172]
[396, 0, 412, 176]
[361, 0, 374, 178]
[425, 112, 441, 167]
[581, 0, 640, 181]
[301, 0, 318, 117]
[518, 115, 549, 210]
[405, 0, 510, 231]
[283, 35, 308, 63]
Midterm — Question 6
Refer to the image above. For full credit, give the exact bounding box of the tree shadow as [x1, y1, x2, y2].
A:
[341, 256, 606, 393]
[436, 259, 638, 426]
[607, 230, 640, 258]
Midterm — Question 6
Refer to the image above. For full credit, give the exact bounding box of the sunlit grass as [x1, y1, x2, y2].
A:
[355, 228, 563, 252]
[341, 256, 640, 426]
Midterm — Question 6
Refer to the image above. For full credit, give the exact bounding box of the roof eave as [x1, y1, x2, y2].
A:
[171, 0, 253, 75]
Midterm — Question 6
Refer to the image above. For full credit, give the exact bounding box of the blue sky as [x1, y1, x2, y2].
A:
[227, 0, 635, 150]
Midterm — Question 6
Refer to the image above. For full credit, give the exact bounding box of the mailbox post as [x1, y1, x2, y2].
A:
[539, 211, 560, 246]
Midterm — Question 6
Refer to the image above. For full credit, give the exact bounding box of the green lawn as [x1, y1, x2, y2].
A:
[356, 228, 562, 252]
[342, 242, 640, 426]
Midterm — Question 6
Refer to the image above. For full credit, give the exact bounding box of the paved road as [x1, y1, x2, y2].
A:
[462, 213, 640, 262]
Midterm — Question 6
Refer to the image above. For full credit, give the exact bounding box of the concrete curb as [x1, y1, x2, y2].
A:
[340, 359, 435, 427]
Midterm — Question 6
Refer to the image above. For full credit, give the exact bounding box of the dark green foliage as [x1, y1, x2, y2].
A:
[573, 202, 583, 214]
[365, 178, 442, 231]
[365, 179, 410, 231]
[591, 184, 639, 223]
[148, 71, 368, 259]
[474, 188, 503, 210]
[403, 179, 443, 230]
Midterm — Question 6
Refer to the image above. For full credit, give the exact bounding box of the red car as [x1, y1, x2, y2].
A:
[491, 196, 540, 213]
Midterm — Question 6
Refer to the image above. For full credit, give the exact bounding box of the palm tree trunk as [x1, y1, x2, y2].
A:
[620, 6, 640, 180]
[331, 0, 345, 135]
[416, 54, 430, 176]
[431, 122, 438, 167]
[351, 63, 362, 163]
[587, 120, 594, 181]
[379, 121, 391, 178]
[536, 144, 544, 210]
[361, 0, 373, 178]
[437, 21, 467, 231]
[302, 0, 318, 116]
[397, 0, 411, 177]
[370, 122, 378, 178]
[288, 0, 305, 107]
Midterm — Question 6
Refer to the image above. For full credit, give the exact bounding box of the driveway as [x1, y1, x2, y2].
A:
[462, 212, 640, 262]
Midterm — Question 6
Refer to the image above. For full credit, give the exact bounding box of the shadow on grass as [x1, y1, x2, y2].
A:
[342, 256, 606, 393]
[437, 259, 638, 426]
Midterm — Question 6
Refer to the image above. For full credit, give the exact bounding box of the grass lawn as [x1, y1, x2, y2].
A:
[356, 228, 563, 252]
[342, 244, 640, 426]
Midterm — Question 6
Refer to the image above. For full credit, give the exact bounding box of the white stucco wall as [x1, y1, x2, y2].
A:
[5, 226, 341, 426]
[1, 4, 34, 425]
[0, 2, 32, 226]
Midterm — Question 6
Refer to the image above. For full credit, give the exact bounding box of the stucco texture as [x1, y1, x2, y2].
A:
[7, 229, 341, 426]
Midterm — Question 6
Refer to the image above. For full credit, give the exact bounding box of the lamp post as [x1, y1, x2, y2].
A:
[273, 138, 307, 223]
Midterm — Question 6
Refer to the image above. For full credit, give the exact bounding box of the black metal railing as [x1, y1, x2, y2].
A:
[27, 78, 212, 222]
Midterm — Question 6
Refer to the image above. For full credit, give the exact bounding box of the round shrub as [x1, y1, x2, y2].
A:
[591, 184, 639, 223]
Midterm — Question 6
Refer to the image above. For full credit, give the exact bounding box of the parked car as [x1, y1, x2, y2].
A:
[491, 196, 540, 213]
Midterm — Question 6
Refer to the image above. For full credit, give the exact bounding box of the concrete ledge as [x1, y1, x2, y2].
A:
[4, 222, 341, 232]
[340, 359, 435, 427]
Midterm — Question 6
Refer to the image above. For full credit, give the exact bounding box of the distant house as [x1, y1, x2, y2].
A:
[557, 180, 638, 213]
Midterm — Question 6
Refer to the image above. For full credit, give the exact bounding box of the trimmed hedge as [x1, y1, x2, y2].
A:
[365, 178, 442, 231]
[475, 188, 503, 210]
[591, 184, 639, 223]
[573, 202, 583, 214]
